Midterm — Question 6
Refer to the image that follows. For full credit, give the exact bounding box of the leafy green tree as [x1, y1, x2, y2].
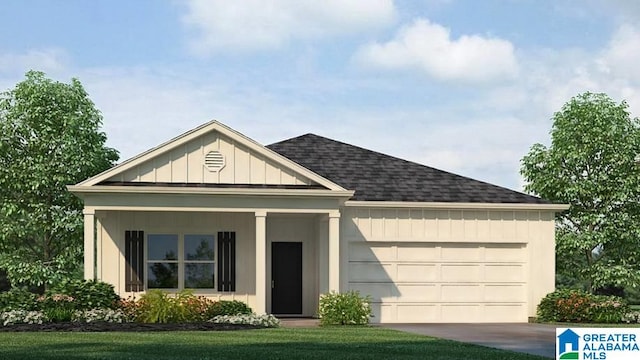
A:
[0, 71, 118, 288]
[521, 92, 640, 292]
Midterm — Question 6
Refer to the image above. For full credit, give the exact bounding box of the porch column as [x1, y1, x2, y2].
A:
[255, 210, 267, 314]
[83, 208, 95, 280]
[328, 210, 340, 292]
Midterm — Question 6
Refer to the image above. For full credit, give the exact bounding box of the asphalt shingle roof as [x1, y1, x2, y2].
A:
[267, 134, 549, 204]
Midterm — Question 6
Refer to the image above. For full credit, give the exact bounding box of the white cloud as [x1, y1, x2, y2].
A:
[181, 0, 396, 54]
[598, 24, 640, 83]
[511, 23, 640, 119]
[0, 48, 68, 76]
[354, 18, 519, 83]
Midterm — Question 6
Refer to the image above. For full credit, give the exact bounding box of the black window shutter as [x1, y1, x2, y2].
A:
[217, 231, 236, 292]
[125, 230, 144, 292]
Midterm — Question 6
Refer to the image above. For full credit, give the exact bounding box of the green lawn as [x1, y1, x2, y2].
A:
[0, 327, 545, 360]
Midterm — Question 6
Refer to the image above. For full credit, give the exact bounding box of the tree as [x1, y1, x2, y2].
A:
[0, 71, 119, 288]
[521, 92, 640, 292]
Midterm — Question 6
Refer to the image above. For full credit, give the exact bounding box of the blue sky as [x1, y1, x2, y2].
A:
[1, 0, 639, 191]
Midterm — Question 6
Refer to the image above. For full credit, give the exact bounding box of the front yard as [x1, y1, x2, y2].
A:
[0, 327, 545, 360]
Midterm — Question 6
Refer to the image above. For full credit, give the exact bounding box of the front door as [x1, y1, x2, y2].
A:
[271, 242, 303, 314]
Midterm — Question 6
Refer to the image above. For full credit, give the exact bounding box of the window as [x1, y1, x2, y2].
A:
[147, 234, 179, 289]
[126, 230, 235, 292]
[184, 235, 215, 288]
[146, 234, 215, 290]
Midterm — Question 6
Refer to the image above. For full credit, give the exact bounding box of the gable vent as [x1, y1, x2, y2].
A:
[204, 150, 225, 172]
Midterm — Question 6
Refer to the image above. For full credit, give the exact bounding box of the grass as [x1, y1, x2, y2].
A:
[0, 327, 547, 360]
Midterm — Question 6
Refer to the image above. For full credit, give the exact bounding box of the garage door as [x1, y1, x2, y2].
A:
[348, 242, 527, 323]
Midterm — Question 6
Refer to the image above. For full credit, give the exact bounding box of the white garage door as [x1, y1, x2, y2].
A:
[348, 242, 528, 323]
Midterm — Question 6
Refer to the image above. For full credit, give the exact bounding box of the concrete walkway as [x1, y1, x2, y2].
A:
[278, 318, 320, 328]
[380, 323, 556, 358]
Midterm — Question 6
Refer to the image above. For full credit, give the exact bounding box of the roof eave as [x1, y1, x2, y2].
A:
[343, 200, 569, 211]
[68, 185, 355, 199]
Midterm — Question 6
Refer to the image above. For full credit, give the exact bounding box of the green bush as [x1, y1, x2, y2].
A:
[136, 290, 182, 323]
[47, 279, 120, 310]
[537, 288, 630, 323]
[134, 290, 222, 323]
[318, 291, 372, 325]
[0, 287, 39, 311]
[40, 294, 76, 322]
[207, 300, 253, 317]
[113, 291, 254, 323]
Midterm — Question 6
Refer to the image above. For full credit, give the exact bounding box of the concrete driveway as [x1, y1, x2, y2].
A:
[380, 323, 556, 358]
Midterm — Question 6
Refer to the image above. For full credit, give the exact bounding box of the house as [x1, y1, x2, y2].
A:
[557, 329, 580, 355]
[68, 120, 568, 323]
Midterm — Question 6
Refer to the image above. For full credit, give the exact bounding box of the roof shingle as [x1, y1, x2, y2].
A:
[267, 134, 549, 204]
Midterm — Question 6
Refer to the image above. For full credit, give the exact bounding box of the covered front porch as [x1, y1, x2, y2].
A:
[79, 189, 345, 316]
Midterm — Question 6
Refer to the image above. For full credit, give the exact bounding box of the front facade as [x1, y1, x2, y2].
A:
[69, 121, 567, 323]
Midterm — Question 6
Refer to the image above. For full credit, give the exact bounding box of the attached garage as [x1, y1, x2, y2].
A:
[340, 207, 558, 323]
[72, 121, 566, 323]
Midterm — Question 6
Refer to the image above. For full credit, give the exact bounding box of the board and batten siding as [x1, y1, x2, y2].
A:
[341, 207, 555, 323]
[96, 211, 257, 308]
[106, 131, 314, 185]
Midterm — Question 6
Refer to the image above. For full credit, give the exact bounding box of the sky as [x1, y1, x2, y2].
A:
[1, 0, 640, 192]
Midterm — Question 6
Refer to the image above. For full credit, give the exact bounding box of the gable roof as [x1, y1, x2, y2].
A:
[267, 134, 550, 204]
[74, 121, 346, 192]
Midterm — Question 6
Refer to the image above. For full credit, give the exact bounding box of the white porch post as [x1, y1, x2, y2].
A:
[83, 208, 95, 280]
[328, 210, 341, 292]
[255, 210, 267, 314]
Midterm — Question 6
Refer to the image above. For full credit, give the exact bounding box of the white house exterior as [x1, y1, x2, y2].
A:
[68, 121, 567, 323]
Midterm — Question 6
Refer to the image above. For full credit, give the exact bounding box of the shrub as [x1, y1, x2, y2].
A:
[623, 311, 640, 324]
[0, 310, 46, 326]
[117, 297, 142, 322]
[39, 294, 76, 322]
[537, 289, 630, 323]
[0, 287, 39, 311]
[207, 300, 253, 317]
[134, 290, 219, 323]
[210, 314, 280, 328]
[136, 290, 180, 323]
[73, 308, 129, 323]
[588, 297, 630, 323]
[173, 290, 216, 322]
[118, 291, 253, 324]
[176, 290, 215, 322]
[47, 279, 120, 310]
[318, 291, 372, 325]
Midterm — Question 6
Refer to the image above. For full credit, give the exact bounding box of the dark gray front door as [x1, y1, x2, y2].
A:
[271, 242, 302, 314]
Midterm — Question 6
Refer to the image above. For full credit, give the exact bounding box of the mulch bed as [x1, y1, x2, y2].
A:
[0, 322, 263, 332]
